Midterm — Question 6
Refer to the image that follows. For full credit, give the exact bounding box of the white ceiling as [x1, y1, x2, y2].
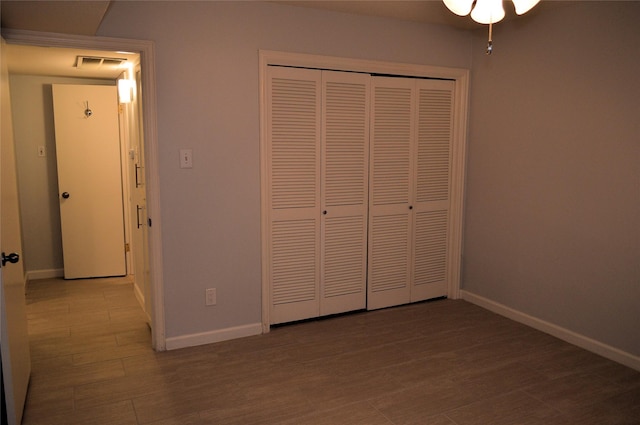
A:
[1, 1, 567, 79]
[0, 1, 111, 36]
[1, 1, 563, 36]
[0, 0, 484, 37]
[276, 1, 485, 30]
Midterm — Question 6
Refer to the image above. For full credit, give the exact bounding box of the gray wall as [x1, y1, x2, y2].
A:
[10, 75, 113, 274]
[97, 1, 472, 339]
[464, 2, 640, 356]
[95, 0, 639, 358]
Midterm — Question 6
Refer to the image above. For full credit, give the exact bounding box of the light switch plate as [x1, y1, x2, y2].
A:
[180, 149, 193, 168]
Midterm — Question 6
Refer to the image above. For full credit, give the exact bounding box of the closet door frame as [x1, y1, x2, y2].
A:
[259, 50, 469, 332]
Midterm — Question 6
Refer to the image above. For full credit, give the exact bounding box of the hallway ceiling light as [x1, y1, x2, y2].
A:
[118, 79, 134, 104]
[442, 0, 540, 54]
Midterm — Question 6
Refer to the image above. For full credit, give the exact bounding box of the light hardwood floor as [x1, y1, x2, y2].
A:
[22, 277, 639, 424]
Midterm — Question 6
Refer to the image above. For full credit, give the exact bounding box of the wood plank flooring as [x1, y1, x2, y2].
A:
[22, 277, 639, 424]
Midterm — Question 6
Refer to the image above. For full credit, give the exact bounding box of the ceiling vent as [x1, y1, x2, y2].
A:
[76, 55, 127, 69]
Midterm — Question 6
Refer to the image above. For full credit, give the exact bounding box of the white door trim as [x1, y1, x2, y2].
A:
[259, 50, 469, 332]
[2, 29, 167, 351]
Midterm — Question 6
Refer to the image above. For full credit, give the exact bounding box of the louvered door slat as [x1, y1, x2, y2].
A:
[413, 210, 447, 286]
[268, 67, 321, 324]
[323, 216, 365, 295]
[272, 219, 317, 304]
[371, 85, 412, 206]
[271, 76, 320, 209]
[370, 214, 409, 292]
[324, 77, 368, 207]
[321, 71, 369, 316]
[416, 84, 453, 203]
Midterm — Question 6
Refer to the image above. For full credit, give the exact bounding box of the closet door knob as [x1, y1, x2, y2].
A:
[62, 192, 70, 199]
[409, 205, 413, 210]
[323, 210, 327, 215]
[1, 252, 20, 267]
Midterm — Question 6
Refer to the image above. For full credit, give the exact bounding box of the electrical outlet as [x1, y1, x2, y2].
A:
[205, 288, 216, 306]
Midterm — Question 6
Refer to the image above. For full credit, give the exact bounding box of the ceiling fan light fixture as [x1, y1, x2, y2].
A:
[511, 0, 541, 15]
[442, 0, 540, 54]
[443, 0, 474, 16]
[470, 0, 505, 24]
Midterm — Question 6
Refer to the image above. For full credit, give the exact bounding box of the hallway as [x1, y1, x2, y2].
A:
[23, 277, 150, 424]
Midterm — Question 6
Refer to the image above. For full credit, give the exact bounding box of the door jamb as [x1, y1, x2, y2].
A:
[2, 29, 167, 351]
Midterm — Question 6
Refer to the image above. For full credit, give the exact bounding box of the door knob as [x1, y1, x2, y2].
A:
[62, 192, 70, 199]
[1, 252, 20, 267]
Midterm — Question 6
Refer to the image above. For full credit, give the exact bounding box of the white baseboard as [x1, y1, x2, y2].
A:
[132, 281, 152, 323]
[165, 323, 263, 351]
[26, 268, 64, 281]
[133, 281, 145, 308]
[461, 290, 640, 372]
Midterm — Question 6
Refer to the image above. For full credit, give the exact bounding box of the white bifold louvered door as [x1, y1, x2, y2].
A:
[320, 71, 370, 316]
[412, 79, 454, 302]
[267, 66, 370, 324]
[367, 77, 415, 310]
[267, 67, 321, 324]
[368, 77, 454, 310]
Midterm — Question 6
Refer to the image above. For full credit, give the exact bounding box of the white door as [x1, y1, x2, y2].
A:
[320, 71, 370, 316]
[368, 77, 415, 310]
[267, 66, 322, 324]
[123, 69, 151, 319]
[368, 77, 453, 310]
[266, 67, 371, 324]
[1, 36, 31, 425]
[52, 84, 126, 279]
[411, 80, 454, 302]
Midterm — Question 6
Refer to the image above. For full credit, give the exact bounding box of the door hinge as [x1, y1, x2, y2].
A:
[119, 104, 124, 113]
[125, 243, 130, 252]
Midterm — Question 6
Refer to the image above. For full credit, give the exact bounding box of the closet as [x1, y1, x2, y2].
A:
[265, 64, 455, 325]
